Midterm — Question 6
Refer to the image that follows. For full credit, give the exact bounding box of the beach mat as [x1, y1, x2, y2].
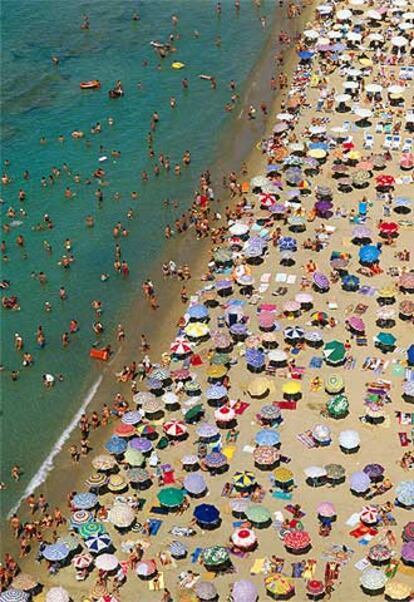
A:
[150, 506, 169, 515]
[296, 430, 316, 448]
[191, 547, 203, 563]
[148, 518, 163, 536]
[275, 400, 297, 410]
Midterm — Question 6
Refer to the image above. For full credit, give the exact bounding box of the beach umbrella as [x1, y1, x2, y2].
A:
[304, 330, 323, 345]
[339, 430, 360, 451]
[311, 311, 329, 325]
[136, 559, 157, 578]
[375, 332, 396, 348]
[214, 405, 235, 424]
[283, 300, 301, 314]
[70, 509, 93, 529]
[105, 436, 127, 455]
[401, 542, 414, 565]
[247, 376, 275, 398]
[233, 471, 256, 489]
[129, 437, 153, 452]
[206, 364, 227, 379]
[254, 445, 279, 467]
[359, 245, 381, 264]
[258, 405, 281, 422]
[245, 505, 271, 525]
[399, 272, 414, 292]
[42, 543, 70, 562]
[402, 521, 414, 542]
[204, 451, 227, 469]
[133, 391, 157, 406]
[323, 340, 346, 365]
[72, 492, 98, 510]
[108, 504, 135, 528]
[278, 236, 297, 252]
[91, 454, 116, 471]
[97, 597, 119, 602]
[360, 505, 379, 526]
[313, 271, 330, 290]
[317, 501, 336, 517]
[327, 394, 349, 418]
[121, 410, 143, 425]
[194, 581, 217, 601]
[384, 581, 412, 602]
[0, 593, 28, 602]
[325, 374, 345, 394]
[347, 316, 365, 333]
[10, 574, 38, 592]
[306, 581, 325, 599]
[193, 503, 220, 525]
[349, 471, 371, 493]
[265, 574, 295, 598]
[282, 381, 301, 397]
[360, 568, 386, 594]
[231, 528, 257, 550]
[245, 348, 266, 371]
[395, 480, 414, 507]
[162, 392, 180, 407]
[231, 580, 258, 602]
[57, 534, 80, 552]
[185, 322, 210, 339]
[124, 448, 145, 466]
[72, 552, 94, 569]
[188, 304, 209, 321]
[183, 473, 206, 495]
[45, 590, 70, 602]
[169, 540, 187, 559]
[142, 397, 162, 414]
[196, 423, 219, 439]
[304, 466, 327, 479]
[95, 553, 119, 572]
[163, 420, 187, 438]
[284, 326, 305, 341]
[255, 429, 280, 447]
[368, 543, 391, 565]
[157, 487, 185, 508]
[127, 467, 150, 485]
[79, 521, 106, 539]
[363, 464, 384, 481]
[206, 384, 227, 400]
[325, 464, 346, 481]
[274, 467, 294, 487]
[85, 533, 112, 554]
[312, 424, 331, 443]
[202, 546, 229, 567]
[283, 530, 311, 553]
[114, 422, 135, 438]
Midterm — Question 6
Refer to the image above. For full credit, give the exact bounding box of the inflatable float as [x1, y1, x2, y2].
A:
[80, 80, 101, 90]
[172, 62, 185, 70]
[89, 348, 109, 361]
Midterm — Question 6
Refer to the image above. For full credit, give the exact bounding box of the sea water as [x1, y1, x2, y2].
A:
[0, 0, 276, 518]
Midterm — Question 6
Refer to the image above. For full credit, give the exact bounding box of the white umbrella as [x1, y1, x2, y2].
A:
[95, 553, 119, 572]
[337, 9, 352, 20]
[162, 392, 179, 406]
[367, 33, 384, 42]
[391, 36, 408, 47]
[303, 29, 319, 39]
[108, 503, 135, 528]
[346, 32, 362, 42]
[388, 84, 405, 95]
[366, 9, 382, 19]
[355, 108, 372, 119]
[335, 94, 352, 104]
[365, 84, 383, 93]
[46, 589, 70, 602]
[312, 424, 331, 442]
[304, 466, 327, 479]
[350, 0, 365, 5]
[403, 11, 414, 21]
[339, 430, 360, 449]
[343, 80, 359, 90]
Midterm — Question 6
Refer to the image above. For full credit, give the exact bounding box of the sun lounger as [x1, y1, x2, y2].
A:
[383, 134, 393, 149]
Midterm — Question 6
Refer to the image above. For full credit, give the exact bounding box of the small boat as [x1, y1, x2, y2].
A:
[80, 80, 101, 90]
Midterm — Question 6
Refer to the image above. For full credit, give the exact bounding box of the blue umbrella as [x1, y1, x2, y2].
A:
[255, 429, 280, 446]
[85, 532, 112, 554]
[206, 385, 227, 400]
[308, 142, 329, 150]
[0, 592, 29, 602]
[146, 377, 163, 390]
[188, 304, 209, 320]
[42, 542, 70, 561]
[193, 503, 220, 524]
[359, 245, 381, 264]
[279, 236, 297, 252]
[183, 473, 207, 495]
[245, 349, 266, 368]
[105, 435, 127, 455]
[72, 492, 98, 510]
[341, 274, 360, 290]
[298, 50, 314, 60]
[407, 344, 414, 366]
[230, 323, 248, 337]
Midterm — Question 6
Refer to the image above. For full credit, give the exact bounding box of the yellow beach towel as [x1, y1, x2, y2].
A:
[250, 557, 266, 575]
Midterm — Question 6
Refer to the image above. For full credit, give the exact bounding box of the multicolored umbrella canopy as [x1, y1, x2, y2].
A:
[232, 471, 257, 489]
[323, 340, 346, 364]
[79, 521, 106, 539]
[108, 503, 135, 528]
[202, 546, 229, 566]
[194, 581, 217, 601]
[0, 592, 29, 602]
[84, 533, 112, 553]
[72, 492, 98, 510]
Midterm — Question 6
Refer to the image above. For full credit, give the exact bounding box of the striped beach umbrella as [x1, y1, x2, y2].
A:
[70, 509, 93, 529]
[42, 543, 70, 562]
[84, 533, 112, 554]
[0, 592, 29, 602]
[79, 521, 106, 539]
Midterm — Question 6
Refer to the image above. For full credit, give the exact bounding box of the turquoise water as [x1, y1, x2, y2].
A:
[0, 0, 276, 516]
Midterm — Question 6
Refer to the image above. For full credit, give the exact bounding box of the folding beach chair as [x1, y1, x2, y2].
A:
[391, 135, 401, 150]
[363, 133, 374, 150]
[383, 134, 393, 149]
[402, 138, 413, 152]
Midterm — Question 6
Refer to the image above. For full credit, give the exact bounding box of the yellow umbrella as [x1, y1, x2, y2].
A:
[347, 150, 361, 161]
[384, 581, 411, 601]
[247, 377, 275, 398]
[274, 467, 294, 483]
[359, 57, 372, 66]
[265, 574, 295, 595]
[206, 365, 227, 379]
[282, 381, 302, 395]
[184, 322, 209, 338]
[308, 148, 327, 159]
[378, 286, 397, 298]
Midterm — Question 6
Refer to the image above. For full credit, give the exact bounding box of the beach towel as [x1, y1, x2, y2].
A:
[261, 273, 271, 283]
[354, 303, 368, 314]
[148, 518, 163, 536]
[150, 506, 169, 515]
[250, 558, 266, 575]
[233, 400, 250, 415]
[223, 445, 236, 460]
[356, 337, 368, 346]
[190, 354, 203, 366]
[285, 505, 305, 518]
[275, 400, 297, 410]
[243, 445, 255, 453]
[309, 357, 323, 369]
[398, 432, 410, 446]
[221, 483, 233, 497]
[272, 491, 292, 500]
[296, 430, 316, 448]
[191, 547, 203, 563]
[163, 471, 176, 485]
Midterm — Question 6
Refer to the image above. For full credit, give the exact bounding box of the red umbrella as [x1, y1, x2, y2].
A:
[259, 193, 277, 208]
[163, 420, 187, 438]
[114, 423, 136, 438]
[306, 580, 325, 596]
[343, 141, 355, 150]
[379, 222, 398, 234]
[400, 153, 414, 170]
[376, 174, 395, 187]
[283, 530, 311, 551]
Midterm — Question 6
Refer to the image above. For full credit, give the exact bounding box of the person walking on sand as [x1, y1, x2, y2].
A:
[117, 323, 125, 342]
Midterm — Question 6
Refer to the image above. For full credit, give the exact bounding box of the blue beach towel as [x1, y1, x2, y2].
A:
[148, 518, 163, 536]
[191, 547, 202, 563]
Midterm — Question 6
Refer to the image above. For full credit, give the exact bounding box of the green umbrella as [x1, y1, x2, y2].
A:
[124, 448, 145, 467]
[202, 546, 230, 566]
[375, 332, 396, 347]
[210, 353, 231, 366]
[79, 521, 106, 539]
[213, 248, 233, 264]
[327, 394, 349, 418]
[323, 340, 346, 365]
[184, 404, 204, 423]
[157, 487, 185, 508]
[245, 504, 272, 524]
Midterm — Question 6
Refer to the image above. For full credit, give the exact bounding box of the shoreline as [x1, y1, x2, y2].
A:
[1, 3, 309, 533]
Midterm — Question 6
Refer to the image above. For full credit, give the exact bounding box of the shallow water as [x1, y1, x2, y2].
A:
[0, 0, 277, 517]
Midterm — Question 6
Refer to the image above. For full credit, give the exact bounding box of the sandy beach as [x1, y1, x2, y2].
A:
[1, 0, 414, 601]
